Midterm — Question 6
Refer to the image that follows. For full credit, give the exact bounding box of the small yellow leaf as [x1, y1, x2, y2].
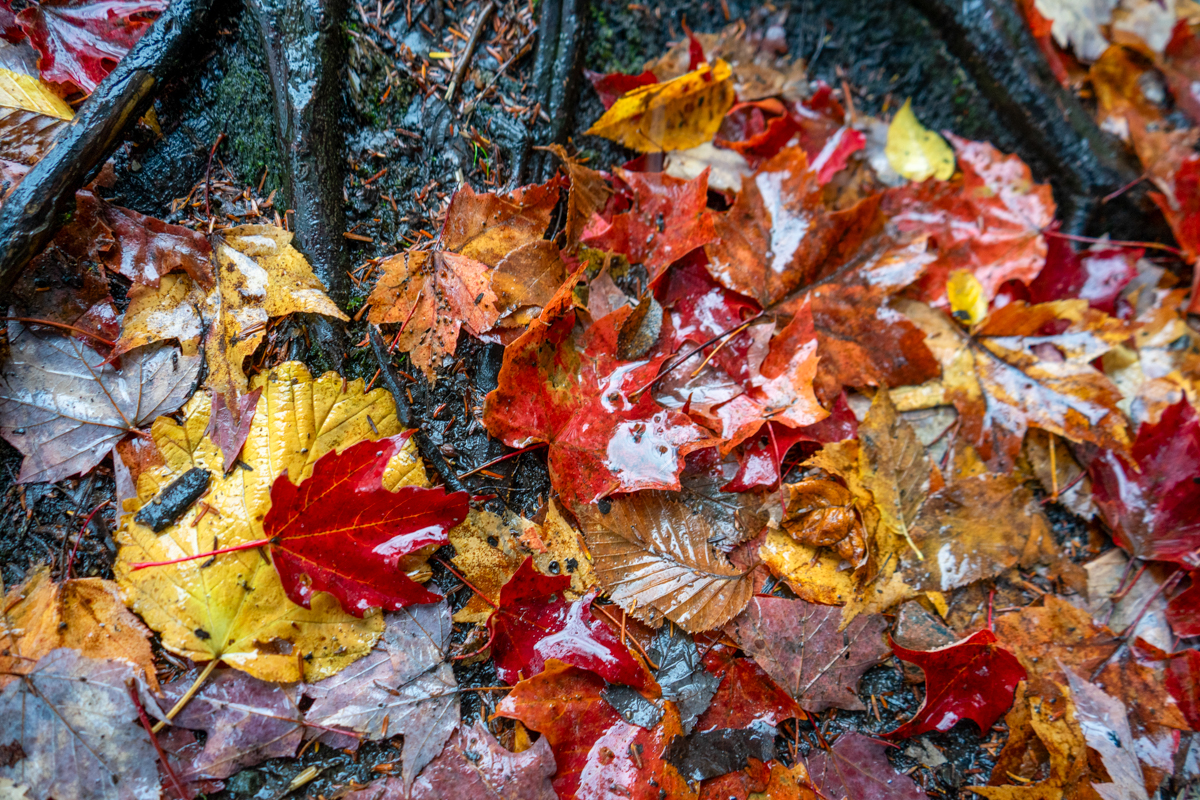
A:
[948, 268, 988, 326]
[0, 67, 73, 120]
[586, 60, 736, 153]
[885, 98, 955, 182]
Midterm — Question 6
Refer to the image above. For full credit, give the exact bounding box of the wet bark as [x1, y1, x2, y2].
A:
[0, 0, 219, 297]
[524, 0, 590, 183]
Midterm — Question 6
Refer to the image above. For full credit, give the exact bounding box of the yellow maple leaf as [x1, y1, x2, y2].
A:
[586, 60, 735, 153]
[885, 98, 955, 181]
[115, 362, 427, 684]
[0, 67, 73, 120]
[948, 269, 989, 326]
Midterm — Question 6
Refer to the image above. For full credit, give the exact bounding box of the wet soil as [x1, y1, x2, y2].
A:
[0, 0, 1153, 797]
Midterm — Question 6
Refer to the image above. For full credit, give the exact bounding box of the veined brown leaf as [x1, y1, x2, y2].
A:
[576, 491, 758, 633]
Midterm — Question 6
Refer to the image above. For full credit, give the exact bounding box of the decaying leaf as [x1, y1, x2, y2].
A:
[585, 59, 735, 153]
[885, 99, 956, 182]
[0, 566, 156, 689]
[441, 180, 559, 267]
[1064, 669, 1151, 800]
[0, 321, 201, 484]
[727, 596, 889, 712]
[577, 490, 759, 632]
[0, 649, 160, 800]
[0, 65, 72, 167]
[543, 144, 614, 249]
[805, 732, 928, 800]
[647, 624, 720, 732]
[116, 362, 426, 683]
[305, 603, 459, 791]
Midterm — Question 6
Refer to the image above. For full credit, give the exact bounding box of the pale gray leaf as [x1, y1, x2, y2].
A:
[1065, 668, 1151, 800]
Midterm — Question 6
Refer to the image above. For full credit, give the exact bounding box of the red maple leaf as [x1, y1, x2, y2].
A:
[1089, 400, 1200, 566]
[494, 660, 691, 800]
[488, 558, 649, 688]
[585, 69, 658, 109]
[886, 629, 1026, 738]
[483, 279, 707, 508]
[1166, 649, 1200, 730]
[262, 434, 470, 616]
[696, 644, 805, 731]
[1025, 238, 1140, 315]
[1167, 571, 1200, 638]
[723, 395, 858, 492]
[582, 168, 717, 281]
[15, 0, 167, 93]
[883, 134, 1056, 304]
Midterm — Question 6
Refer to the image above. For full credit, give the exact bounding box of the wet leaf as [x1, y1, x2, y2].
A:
[348, 721, 558, 800]
[0, 566, 156, 690]
[885, 136, 1055, 303]
[365, 250, 501, 379]
[648, 624, 720, 732]
[304, 603, 458, 791]
[779, 478, 868, 569]
[901, 299, 1132, 470]
[543, 143, 614, 250]
[804, 732, 927, 800]
[1165, 649, 1200, 729]
[1027, 238, 1139, 315]
[116, 225, 347, 402]
[163, 667, 303, 781]
[663, 725, 775, 782]
[264, 434, 468, 615]
[0, 65, 71, 168]
[885, 99, 955, 182]
[582, 168, 717, 279]
[488, 558, 648, 688]
[0, 649, 160, 800]
[15, 0, 166, 92]
[1032, 0, 1117, 62]
[695, 647, 805, 732]
[441, 179, 559, 267]
[0, 320, 200, 484]
[727, 596, 889, 713]
[483, 292, 707, 508]
[577, 490, 760, 633]
[948, 269, 988, 326]
[586, 60, 735, 153]
[1063, 669, 1151, 800]
[204, 387, 261, 470]
[116, 362, 421, 683]
[887, 630, 1026, 738]
[1089, 399, 1200, 564]
[585, 68, 659, 109]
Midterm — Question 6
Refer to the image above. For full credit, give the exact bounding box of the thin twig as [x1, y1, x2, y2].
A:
[153, 658, 219, 732]
[458, 442, 547, 478]
[66, 500, 110, 578]
[464, 29, 535, 115]
[0, 317, 117, 348]
[446, 1, 496, 103]
[204, 133, 226, 217]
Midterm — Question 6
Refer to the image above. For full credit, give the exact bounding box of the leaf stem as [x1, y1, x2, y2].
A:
[0, 317, 117, 347]
[434, 557, 499, 610]
[130, 538, 272, 571]
[152, 658, 219, 733]
[458, 442, 548, 478]
[128, 680, 189, 800]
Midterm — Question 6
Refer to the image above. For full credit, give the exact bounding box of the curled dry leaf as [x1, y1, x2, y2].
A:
[901, 298, 1132, 471]
[116, 362, 425, 683]
[585, 59, 735, 153]
[305, 603, 459, 791]
[0, 649, 160, 800]
[780, 478, 867, 569]
[727, 596, 889, 713]
[0, 566, 156, 690]
[577, 490, 760, 633]
[0, 320, 201, 484]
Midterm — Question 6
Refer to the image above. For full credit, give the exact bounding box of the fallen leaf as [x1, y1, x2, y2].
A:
[728, 596, 890, 712]
[348, 721, 558, 800]
[948, 269, 988, 327]
[581, 168, 717, 279]
[365, 250, 501, 379]
[0, 65, 72, 168]
[695, 648, 805, 732]
[304, 603, 459, 790]
[116, 225, 347, 402]
[664, 725, 775, 782]
[491, 239, 569, 319]
[885, 136, 1055, 303]
[488, 558, 648, 688]
[1089, 399, 1200, 565]
[887, 630, 1026, 738]
[1167, 571, 1200, 638]
[586, 60, 735, 153]
[1165, 649, 1200, 729]
[1032, 0, 1118, 62]
[0, 649, 160, 800]
[577, 490, 760, 633]
[779, 478, 868, 569]
[885, 99, 956, 182]
[664, 142, 753, 192]
[483, 293, 707, 508]
[0, 566, 156, 690]
[647, 624, 721, 732]
[0, 321, 201, 484]
[441, 179, 559, 267]
[204, 387, 261, 470]
[900, 299, 1132, 470]
[1026, 238, 1139, 315]
[805, 732, 927, 800]
[15, 0, 166, 92]
[163, 667, 303, 781]
[264, 434, 468, 615]
[543, 144, 614, 250]
[1063, 669, 1151, 800]
[116, 362, 420, 683]
[449, 508, 538, 624]
[585, 68, 659, 109]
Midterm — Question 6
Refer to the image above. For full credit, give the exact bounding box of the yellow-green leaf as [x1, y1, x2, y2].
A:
[885, 98, 955, 182]
[948, 269, 988, 326]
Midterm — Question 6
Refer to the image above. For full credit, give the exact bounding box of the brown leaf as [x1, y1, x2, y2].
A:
[543, 144, 614, 250]
[366, 250, 500, 379]
[0, 566, 157, 690]
[900, 298, 1133, 471]
[577, 491, 759, 633]
[203, 387, 261, 470]
[780, 478, 867, 568]
[491, 239, 568, 316]
[441, 180, 559, 267]
[727, 596, 889, 712]
[0, 321, 201, 484]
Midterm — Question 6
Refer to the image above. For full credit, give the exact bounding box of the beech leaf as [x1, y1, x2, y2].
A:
[577, 490, 759, 633]
[0, 321, 201, 484]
